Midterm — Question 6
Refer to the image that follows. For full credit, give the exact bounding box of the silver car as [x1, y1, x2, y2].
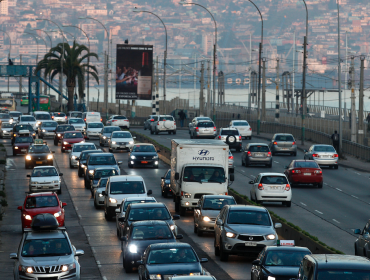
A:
[194, 195, 236, 236]
[84, 122, 104, 139]
[93, 177, 109, 209]
[269, 133, 297, 156]
[38, 120, 58, 138]
[188, 117, 212, 133]
[0, 122, 14, 138]
[67, 118, 85, 132]
[228, 150, 234, 171]
[52, 112, 67, 123]
[144, 115, 156, 130]
[214, 205, 281, 261]
[99, 126, 121, 146]
[69, 142, 97, 168]
[0, 113, 12, 124]
[303, 144, 338, 169]
[108, 130, 135, 152]
[9, 111, 22, 122]
[190, 120, 216, 139]
[242, 143, 272, 168]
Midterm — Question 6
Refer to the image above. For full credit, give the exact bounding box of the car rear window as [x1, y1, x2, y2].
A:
[275, 135, 294, 141]
[198, 122, 214, 127]
[249, 145, 269, 152]
[55, 112, 66, 117]
[159, 116, 174, 121]
[233, 121, 249, 126]
[88, 123, 104, 128]
[21, 116, 35, 122]
[57, 125, 74, 132]
[294, 161, 319, 168]
[113, 116, 127, 120]
[25, 196, 58, 209]
[64, 132, 83, 139]
[260, 176, 288, 184]
[35, 114, 51, 120]
[15, 125, 33, 132]
[221, 130, 239, 136]
[313, 146, 335, 152]
[0, 114, 10, 119]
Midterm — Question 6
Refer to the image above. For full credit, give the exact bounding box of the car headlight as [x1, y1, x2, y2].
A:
[89, 170, 94, 174]
[203, 216, 211, 222]
[129, 244, 138, 253]
[26, 155, 31, 160]
[37, 121, 41, 125]
[47, 154, 53, 160]
[103, 136, 107, 139]
[32, 133, 36, 136]
[129, 141, 134, 144]
[80, 140, 85, 143]
[267, 277, 276, 280]
[170, 225, 175, 231]
[63, 141, 69, 145]
[14, 146, 18, 149]
[112, 141, 116, 144]
[42, 129, 46, 132]
[153, 155, 159, 159]
[109, 198, 117, 203]
[182, 192, 191, 198]
[190, 273, 201, 276]
[266, 234, 276, 240]
[19, 266, 33, 273]
[80, 164, 85, 168]
[149, 275, 161, 280]
[57, 133, 61, 137]
[61, 263, 76, 272]
[98, 193, 104, 197]
[2, 130, 6, 133]
[52, 180, 59, 183]
[24, 214, 32, 220]
[130, 155, 136, 159]
[71, 156, 77, 159]
[226, 232, 236, 238]
[54, 211, 62, 218]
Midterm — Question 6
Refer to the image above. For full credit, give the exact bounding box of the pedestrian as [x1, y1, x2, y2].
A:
[178, 110, 186, 128]
[331, 130, 340, 153]
[366, 113, 370, 132]
[349, 112, 352, 129]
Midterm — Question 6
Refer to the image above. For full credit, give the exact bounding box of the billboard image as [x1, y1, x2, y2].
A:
[116, 44, 153, 100]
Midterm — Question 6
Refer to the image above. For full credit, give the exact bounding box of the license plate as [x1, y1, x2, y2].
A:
[36, 161, 43, 164]
[304, 173, 311, 176]
[255, 153, 263, 157]
[141, 161, 148, 164]
[322, 155, 328, 158]
[270, 186, 280, 190]
[245, 242, 257, 246]
[21, 149, 26, 152]
[120, 145, 126, 148]
[43, 186, 50, 189]
[281, 148, 288, 150]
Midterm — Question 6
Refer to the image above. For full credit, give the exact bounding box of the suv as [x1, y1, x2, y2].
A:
[218, 128, 242, 152]
[214, 205, 281, 261]
[190, 120, 217, 139]
[106, 115, 130, 129]
[269, 133, 297, 156]
[10, 214, 84, 280]
[150, 115, 176, 135]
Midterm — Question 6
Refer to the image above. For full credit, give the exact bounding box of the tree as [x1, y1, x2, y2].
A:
[35, 41, 99, 111]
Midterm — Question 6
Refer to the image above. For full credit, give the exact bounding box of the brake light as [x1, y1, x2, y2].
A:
[267, 151, 271, 157]
[100, 118, 103, 122]
[195, 127, 199, 131]
[225, 192, 228, 195]
[333, 154, 338, 158]
[65, 116, 67, 119]
[292, 141, 296, 145]
[112, 120, 117, 122]
[92, 112, 94, 114]
[249, 127, 252, 131]
[239, 136, 242, 141]
[314, 170, 322, 174]
[229, 156, 234, 160]
[218, 136, 221, 139]
[181, 191, 183, 196]
[150, 119, 154, 121]
[258, 183, 264, 190]
[214, 126, 216, 131]
[273, 142, 277, 145]
[174, 121, 176, 125]
[124, 120, 129, 122]
[285, 184, 291, 191]
[84, 118, 86, 121]
[292, 169, 301, 173]
[312, 154, 319, 158]
[247, 151, 252, 157]
[21, 99, 22, 102]
[157, 121, 160, 125]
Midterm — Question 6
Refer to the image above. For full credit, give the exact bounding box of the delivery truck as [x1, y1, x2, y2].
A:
[170, 139, 234, 215]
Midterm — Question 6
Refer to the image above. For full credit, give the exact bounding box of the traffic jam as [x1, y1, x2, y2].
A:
[3, 110, 370, 280]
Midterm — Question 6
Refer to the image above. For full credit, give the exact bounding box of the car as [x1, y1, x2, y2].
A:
[67, 111, 83, 119]
[84, 121, 104, 139]
[13, 134, 33, 156]
[251, 244, 312, 280]
[20, 96, 29, 106]
[9, 110, 22, 122]
[106, 115, 130, 129]
[242, 143, 272, 167]
[150, 115, 176, 135]
[194, 195, 236, 236]
[303, 144, 338, 169]
[171, 277, 217, 280]
[128, 143, 160, 168]
[12, 124, 36, 144]
[19, 115, 37, 131]
[99, 126, 121, 146]
[229, 120, 252, 139]
[269, 133, 297, 156]
[17, 192, 67, 231]
[67, 117, 85, 132]
[190, 120, 217, 139]
[34, 111, 52, 129]
[218, 128, 242, 151]
[84, 153, 122, 189]
[249, 173, 292, 206]
[27, 166, 63, 194]
[0, 121, 14, 138]
[82, 111, 102, 123]
[69, 143, 97, 168]
[228, 150, 234, 172]
[354, 219, 370, 257]
[0, 112, 12, 125]
[115, 197, 157, 234]
[76, 149, 102, 177]
[160, 169, 172, 197]
[61, 131, 84, 153]
[90, 167, 119, 192]
[214, 205, 282, 261]
[37, 120, 58, 139]
[51, 112, 67, 123]
[102, 175, 152, 220]
[10, 214, 84, 280]
[93, 178, 109, 209]
[25, 141, 55, 168]
[284, 160, 323, 188]
[137, 243, 208, 280]
[144, 115, 156, 130]
[188, 117, 212, 133]
[108, 130, 135, 152]
[121, 220, 183, 273]
[54, 124, 75, 146]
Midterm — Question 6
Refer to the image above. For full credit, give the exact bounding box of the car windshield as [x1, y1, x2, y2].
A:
[64, 132, 83, 139]
[31, 168, 58, 177]
[57, 125, 74, 132]
[294, 161, 319, 168]
[165, 170, 171, 179]
[128, 207, 170, 221]
[68, 118, 84, 124]
[221, 130, 239, 136]
[28, 145, 50, 153]
[2, 123, 13, 128]
[113, 116, 127, 119]
[147, 248, 198, 264]
[264, 250, 310, 266]
[103, 127, 121, 133]
[198, 122, 214, 127]
[21, 238, 71, 257]
[42, 122, 57, 128]
[88, 123, 103, 128]
[73, 144, 96, 152]
[0, 114, 10, 119]
[249, 145, 269, 152]
[275, 135, 294, 141]
[228, 210, 271, 226]
[88, 155, 116, 165]
[159, 116, 174, 121]
[197, 118, 211, 122]
[54, 112, 66, 117]
[314, 146, 336, 152]
[202, 197, 236, 210]
[35, 114, 51, 120]
[317, 269, 370, 280]
[80, 151, 100, 160]
[10, 112, 21, 118]
[110, 181, 145, 194]
[15, 125, 33, 132]
[25, 195, 59, 209]
[112, 132, 131, 138]
[15, 137, 33, 143]
[233, 121, 249, 126]
[21, 116, 35, 122]
[260, 176, 288, 184]
[70, 112, 82, 118]
[123, 199, 154, 211]
[131, 225, 172, 240]
[97, 178, 108, 188]
[183, 166, 226, 183]
[132, 145, 156, 152]
[94, 169, 117, 179]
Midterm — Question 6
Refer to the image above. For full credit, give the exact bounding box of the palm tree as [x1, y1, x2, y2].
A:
[36, 41, 99, 111]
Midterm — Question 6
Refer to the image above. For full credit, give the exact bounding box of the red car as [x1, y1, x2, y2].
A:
[17, 192, 66, 231]
[284, 159, 323, 188]
[12, 136, 33, 156]
[61, 130, 84, 152]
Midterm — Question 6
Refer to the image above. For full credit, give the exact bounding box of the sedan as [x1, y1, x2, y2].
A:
[84, 122, 104, 139]
[121, 220, 182, 273]
[303, 144, 338, 169]
[90, 167, 118, 192]
[13, 135, 33, 156]
[229, 120, 252, 139]
[69, 142, 96, 168]
[284, 160, 323, 188]
[0, 122, 14, 138]
[67, 117, 85, 132]
[27, 166, 63, 194]
[160, 169, 171, 197]
[25, 143, 55, 168]
[37, 120, 58, 139]
[108, 130, 135, 152]
[249, 173, 292, 207]
[190, 120, 216, 139]
[51, 112, 67, 123]
[106, 115, 130, 129]
[99, 126, 121, 146]
[18, 115, 37, 131]
[53, 124, 75, 146]
[269, 133, 297, 156]
[12, 124, 36, 144]
[0, 113, 12, 125]
[93, 178, 109, 209]
[128, 143, 160, 168]
[61, 131, 84, 153]
[137, 243, 208, 280]
[77, 149, 102, 177]
[242, 143, 272, 167]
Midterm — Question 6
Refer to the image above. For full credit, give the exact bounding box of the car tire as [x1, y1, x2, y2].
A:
[256, 199, 263, 205]
[25, 163, 28, 169]
[144, 126, 147, 130]
[124, 260, 133, 273]
[54, 139, 58, 146]
[194, 223, 197, 233]
[58, 188, 62, 195]
[334, 165, 339, 169]
[219, 240, 229, 262]
[355, 245, 359, 256]
[271, 151, 275, 156]
[61, 149, 65, 153]
[94, 199, 99, 209]
[245, 161, 249, 167]
[150, 129, 153, 135]
[84, 178, 90, 189]
[109, 148, 112, 153]
[318, 182, 323, 188]
[78, 168, 82, 177]
[267, 163, 272, 168]
[155, 130, 159, 135]
[293, 152, 297, 156]
[175, 198, 180, 212]
[284, 201, 292, 207]
[69, 162, 73, 169]
[250, 192, 254, 202]
[104, 210, 109, 221]
[173, 130, 176, 135]
[168, 131, 171, 135]
[214, 239, 220, 256]
[179, 206, 186, 216]
[197, 229, 203, 237]
[39, 135, 43, 139]
[128, 164, 133, 168]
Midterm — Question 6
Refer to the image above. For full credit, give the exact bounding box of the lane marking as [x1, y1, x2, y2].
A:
[78, 214, 82, 219]
[351, 195, 359, 199]
[300, 202, 307, 206]
[315, 210, 323, 214]
[324, 183, 328, 185]
[250, 175, 255, 178]
[241, 170, 245, 173]
[274, 161, 279, 163]
[336, 188, 342, 192]
[333, 219, 340, 224]
[355, 172, 361, 175]
[97, 261, 101, 265]
[103, 277, 107, 280]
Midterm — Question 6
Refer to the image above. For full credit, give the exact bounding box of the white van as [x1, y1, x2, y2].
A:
[82, 112, 102, 124]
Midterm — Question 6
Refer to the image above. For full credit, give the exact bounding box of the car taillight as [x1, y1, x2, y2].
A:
[157, 121, 160, 125]
[84, 118, 86, 121]
[285, 184, 291, 191]
[218, 136, 221, 139]
[292, 169, 301, 173]
[239, 136, 242, 140]
[333, 154, 338, 158]
[150, 119, 154, 121]
[112, 120, 117, 122]
[267, 152, 271, 157]
[51, 116, 54, 119]
[258, 183, 264, 190]
[195, 127, 199, 131]
[214, 127, 216, 131]
[124, 120, 129, 122]
[65, 116, 67, 119]
[21, 99, 22, 102]
[312, 154, 319, 157]
[225, 192, 228, 195]
[314, 170, 322, 174]
[229, 156, 234, 160]
[292, 141, 296, 145]
[100, 118, 103, 122]
[249, 127, 252, 131]
[273, 141, 277, 145]
[247, 151, 252, 157]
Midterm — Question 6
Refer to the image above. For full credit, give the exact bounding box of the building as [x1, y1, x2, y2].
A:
[1, 0, 8, 15]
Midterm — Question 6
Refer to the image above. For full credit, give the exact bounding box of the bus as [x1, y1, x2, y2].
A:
[0, 93, 16, 112]
[32, 95, 51, 112]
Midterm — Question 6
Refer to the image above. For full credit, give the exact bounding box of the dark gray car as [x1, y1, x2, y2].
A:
[242, 143, 272, 167]
[269, 133, 297, 156]
[99, 126, 121, 146]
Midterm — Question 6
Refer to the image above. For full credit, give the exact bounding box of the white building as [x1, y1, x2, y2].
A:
[1, 0, 8, 15]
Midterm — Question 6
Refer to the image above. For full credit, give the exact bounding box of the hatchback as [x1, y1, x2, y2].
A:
[61, 131, 84, 152]
[84, 122, 104, 139]
[269, 133, 297, 156]
[229, 120, 252, 139]
[304, 144, 338, 169]
[190, 120, 217, 139]
[38, 121, 58, 139]
[242, 143, 272, 167]
[106, 115, 130, 129]
[284, 160, 323, 188]
[51, 112, 67, 123]
[108, 130, 135, 152]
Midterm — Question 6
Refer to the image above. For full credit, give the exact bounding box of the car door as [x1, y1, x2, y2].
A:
[138, 247, 150, 279]
[252, 174, 262, 198]
[103, 178, 110, 210]
[122, 205, 132, 236]
[358, 222, 370, 254]
[215, 208, 225, 246]
[194, 197, 203, 225]
[252, 248, 266, 280]
[284, 161, 294, 181]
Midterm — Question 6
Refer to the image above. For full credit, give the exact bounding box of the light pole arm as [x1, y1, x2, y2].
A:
[247, 0, 263, 45]
[302, 0, 308, 37]
[186, 3, 216, 45]
[139, 11, 167, 53]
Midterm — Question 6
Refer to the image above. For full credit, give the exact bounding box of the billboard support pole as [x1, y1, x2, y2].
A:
[156, 57, 159, 115]
[104, 51, 108, 120]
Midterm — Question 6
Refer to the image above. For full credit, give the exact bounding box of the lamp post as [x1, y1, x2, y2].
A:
[133, 7, 168, 113]
[180, 0, 217, 120]
[0, 29, 11, 91]
[300, 0, 308, 145]
[337, 1, 342, 156]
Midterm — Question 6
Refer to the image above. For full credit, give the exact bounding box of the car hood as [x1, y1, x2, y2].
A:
[20, 255, 72, 265]
[63, 138, 84, 143]
[146, 263, 202, 275]
[200, 209, 221, 219]
[30, 176, 59, 183]
[14, 143, 32, 148]
[262, 266, 299, 276]
[131, 152, 158, 157]
[25, 207, 61, 215]
[225, 224, 274, 235]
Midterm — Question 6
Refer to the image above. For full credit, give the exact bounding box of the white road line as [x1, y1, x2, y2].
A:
[336, 188, 342, 192]
[351, 195, 359, 199]
[355, 172, 361, 175]
[333, 219, 340, 224]
[97, 261, 101, 265]
[241, 170, 245, 172]
[274, 161, 279, 163]
[75, 207, 78, 210]
[300, 202, 307, 206]
[324, 183, 328, 185]
[78, 214, 82, 219]
[250, 175, 255, 178]
[102, 277, 107, 280]
[315, 210, 323, 214]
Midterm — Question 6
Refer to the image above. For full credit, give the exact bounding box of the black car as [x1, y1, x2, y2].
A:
[25, 143, 55, 169]
[38, 120, 58, 139]
[12, 124, 36, 144]
[128, 143, 160, 169]
[137, 243, 208, 280]
[160, 169, 171, 197]
[251, 245, 311, 280]
[54, 124, 75, 146]
[77, 149, 102, 177]
[90, 167, 119, 194]
[121, 220, 183, 273]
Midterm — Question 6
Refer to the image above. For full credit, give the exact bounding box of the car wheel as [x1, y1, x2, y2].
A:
[284, 201, 292, 207]
[194, 223, 197, 233]
[61, 149, 65, 153]
[267, 163, 272, 168]
[78, 168, 82, 177]
[293, 152, 297, 156]
[271, 151, 275, 156]
[104, 210, 109, 220]
[150, 129, 153, 135]
[241, 158, 245, 166]
[39, 135, 43, 139]
[124, 260, 133, 273]
[219, 240, 229, 262]
[25, 163, 28, 169]
[109, 148, 112, 153]
[245, 160, 249, 167]
[179, 206, 186, 216]
[175, 199, 180, 212]
[334, 165, 339, 169]
[173, 130, 176, 135]
[214, 239, 220, 256]
[94, 199, 99, 209]
[54, 139, 58, 146]
[57, 188, 62, 195]
[155, 130, 159, 135]
[256, 199, 263, 205]
[168, 131, 171, 135]
[197, 229, 203, 237]
[84, 178, 90, 189]
[318, 182, 323, 188]
[250, 192, 254, 202]
[144, 126, 147, 130]
[69, 162, 73, 169]
[128, 164, 133, 168]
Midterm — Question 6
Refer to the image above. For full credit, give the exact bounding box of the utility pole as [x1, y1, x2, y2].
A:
[200, 62, 205, 116]
[207, 60, 211, 117]
[248, 34, 252, 111]
[19, 55, 22, 94]
[359, 55, 365, 145]
[292, 31, 295, 115]
[262, 57, 266, 122]
[275, 57, 280, 123]
[156, 57, 159, 115]
[350, 56, 356, 142]
[152, 61, 155, 115]
[301, 35, 307, 145]
[104, 51, 109, 120]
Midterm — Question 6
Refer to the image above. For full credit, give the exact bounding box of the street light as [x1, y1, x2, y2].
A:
[180, 0, 217, 120]
[337, 1, 343, 156]
[133, 7, 168, 113]
[300, 0, 308, 145]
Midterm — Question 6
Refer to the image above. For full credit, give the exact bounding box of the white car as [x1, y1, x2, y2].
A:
[108, 131, 135, 152]
[188, 116, 212, 133]
[0, 122, 14, 138]
[249, 172, 292, 207]
[27, 166, 63, 194]
[93, 177, 109, 209]
[67, 118, 85, 132]
[19, 115, 37, 131]
[106, 115, 130, 129]
[84, 122, 104, 139]
[69, 142, 97, 168]
[52, 112, 67, 123]
[150, 115, 176, 135]
[229, 120, 252, 139]
[9, 111, 22, 122]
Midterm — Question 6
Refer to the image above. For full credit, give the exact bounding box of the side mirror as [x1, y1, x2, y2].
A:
[172, 215, 180, 220]
[176, 234, 183, 240]
[120, 236, 126, 241]
[200, 258, 208, 263]
[216, 219, 223, 226]
[52, 151, 55, 153]
[249, 181, 254, 184]
[147, 190, 152, 195]
[252, 260, 261, 266]
[136, 260, 143, 265]
[354, 229, 362, 234]
[59, 173, 63, 176]
[115, 208, 120, 213]
[230, 173, 234, 181]
[27, 174, 30, 177]
[175, 172, 180, 180]
[17, 206, 22, 210]
[62, 202, 67, 207]
[118, 161, 123, 165]
[75, 249, 84, 256]
[9, 253, 18, 259]
[275, 223, 282, 229]
[118, 217, 125, 222]
[102, 191, 106, 196]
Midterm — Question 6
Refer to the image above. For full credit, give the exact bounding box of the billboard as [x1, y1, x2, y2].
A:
[116, 44, 153, 100]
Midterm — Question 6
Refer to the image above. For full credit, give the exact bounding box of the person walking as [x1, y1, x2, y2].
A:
[366, 113, 370, 132]
[331, 130, 340, 153]
[178, 110, 186, 128]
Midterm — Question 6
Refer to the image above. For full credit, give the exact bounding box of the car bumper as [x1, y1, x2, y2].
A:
[130, 159, 158, 167]
[228, 142, 242, 149]
[195, 132, 216, 138]
[157, 127, 176, 131]
[54, 118, 67, 123]
[223, 238, 276, 255]
[100, 138, 109, 145]
[95, 193, 105, 205]
[314, 158, 338, 165]
[28, 159, 53, 166]
[18, 269, 79, 280]
[240, 131, 252, 137]
[62, 144, 73, 150]
[14, 148, 28, 154]
[70, 157, 78, 166]
[197, 219, 216, 232]
[40, 131, 55, 137]
[30, 184, 60, 192]
[86, 132, 100, 138]
[1, 131, 11, 137]
[290, 174, 323, 184]
[256, 191, 292, 202]
[111, 143, 133, 150]
[272, 146, 297, 153]
[247, 157, 272, 165]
